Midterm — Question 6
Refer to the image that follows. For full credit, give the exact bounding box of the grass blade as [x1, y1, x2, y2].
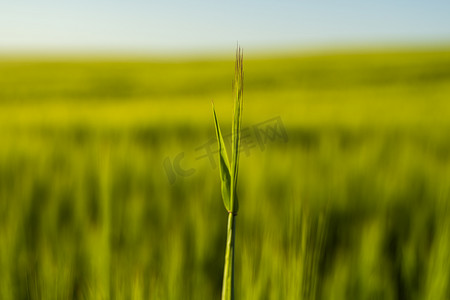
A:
[212, 102, 232, 212]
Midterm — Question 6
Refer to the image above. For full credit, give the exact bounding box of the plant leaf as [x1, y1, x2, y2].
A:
[212, 102, 232, 212]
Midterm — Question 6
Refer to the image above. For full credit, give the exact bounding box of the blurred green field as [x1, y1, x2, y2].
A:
[1, 49, 450, 299]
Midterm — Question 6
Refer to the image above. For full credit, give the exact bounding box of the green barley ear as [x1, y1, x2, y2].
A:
[212, 101, 232, 212]
[211, 46, 243, 215]
[213, 45, 243, 300]
[230, 47, 243, 214]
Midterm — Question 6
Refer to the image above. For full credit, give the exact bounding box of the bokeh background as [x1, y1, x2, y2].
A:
[1, 1, 450, 299]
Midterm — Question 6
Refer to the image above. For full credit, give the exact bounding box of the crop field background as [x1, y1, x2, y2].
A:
[1, 49, 450, 299]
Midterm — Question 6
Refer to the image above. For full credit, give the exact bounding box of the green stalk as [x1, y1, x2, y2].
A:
[212, 46, 243, 300]
[222, 213, 236, 300]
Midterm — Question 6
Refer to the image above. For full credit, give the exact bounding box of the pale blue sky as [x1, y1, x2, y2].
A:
[1, 0, 449, 54]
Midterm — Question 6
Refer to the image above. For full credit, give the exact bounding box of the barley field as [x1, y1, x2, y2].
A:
[1, 49, 450, 299]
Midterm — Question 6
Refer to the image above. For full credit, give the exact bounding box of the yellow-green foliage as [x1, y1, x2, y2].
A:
[1, 49, 450, 299]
